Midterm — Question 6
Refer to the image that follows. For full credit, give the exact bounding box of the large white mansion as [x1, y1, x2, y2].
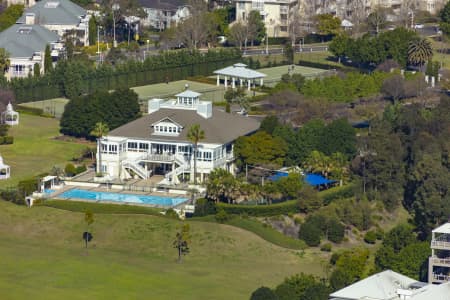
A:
[97, 90, 260, 184]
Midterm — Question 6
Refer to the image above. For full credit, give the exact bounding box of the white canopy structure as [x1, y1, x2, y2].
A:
[1, 102, 19, 126]
[214, 63, 267, 90]
[0, 155, 10, 179]
[341, 19, 354, 29]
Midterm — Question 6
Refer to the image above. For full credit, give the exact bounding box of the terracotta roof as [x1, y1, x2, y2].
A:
[108, 107, 260, 144]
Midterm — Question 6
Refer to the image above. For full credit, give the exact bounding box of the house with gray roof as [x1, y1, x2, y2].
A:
[138, 0, 190, 30]
[0, 24, 59, 79]
[97, 89, 260, 184]
[330, 269, 450, 300]
[17, 0, 89, 46]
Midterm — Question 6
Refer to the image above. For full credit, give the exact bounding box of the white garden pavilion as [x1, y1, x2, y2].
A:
[214, 63, 267, 91]
[0, 155, 10, 179]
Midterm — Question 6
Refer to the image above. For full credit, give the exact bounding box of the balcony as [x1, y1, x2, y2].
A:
[430, 257, 450, 266]
[431, 273, 450, 282]
[431, 240, 450, 250]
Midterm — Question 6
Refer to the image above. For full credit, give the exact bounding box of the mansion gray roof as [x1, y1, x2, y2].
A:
[109, 107, 260, 144]
[0, 24, 58, 58]
[138, 0, 186, 10]
[17, 0, 86, 25]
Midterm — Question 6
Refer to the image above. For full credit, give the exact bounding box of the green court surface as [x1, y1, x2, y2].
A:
[258, 65, 330, 86]
[132, 80, 226, 102]
[19, 98, 69, 119]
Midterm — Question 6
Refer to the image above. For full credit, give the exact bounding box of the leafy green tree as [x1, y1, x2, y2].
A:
[224, 87, 248, 112]
[250, 287, 278, 300]
[88, 15, 97, 46]
[330, 248, 369, 290]
[193, 198, 216, 217]
[173, 223, 190, 263]
[44, 44, 52, 73]
[33, 63, 40, 77]
[187, 124, 205, 184]
[393, 242, 430, 280]
[274, 172, 303, 200]
[90, 122, 109, 175]
[64, 163, 77, 177]
[228, 21, 248, 49]
[247, 10, 266, 46]
[316, 14, 341, 38]
[274, 273, 318, 300]
[301, 282, 330, 300]
[259, 115, 281, 135]
[439, 1, 450, 37]
[299, 221, 322, 246]
[0, 48, 9, 75]
[83, 209, 94, 248]
[284, 43, 294, 64]
[0, 4, 24, 32]
[329, 33, 350, 63]
[407, 38, 433, 70]
[206, 168, 239, 203]
[234, 131, 287, 169]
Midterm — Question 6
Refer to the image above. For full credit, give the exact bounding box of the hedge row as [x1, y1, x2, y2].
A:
[16, 105, 44, 116]
[319, 184, 355, 205]
[216, 200, 298, 217]
[0, 136, 13, 144]
[297, 60, 341, 71]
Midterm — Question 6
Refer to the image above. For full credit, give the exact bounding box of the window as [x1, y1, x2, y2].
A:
[164, 126, 167, 132]
[128, 142, 138, 151]
[108, 144, 117, 154]
[101, 143, 107, 153]
[203, 152, 212, 162]
[169, 127, 173, 133]
[280, 26, 288, 32]
[139, 143, 149, 152]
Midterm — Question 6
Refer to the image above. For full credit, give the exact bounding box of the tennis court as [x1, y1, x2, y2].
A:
[132, 80, 226, 103]
[258, 65, 331, 86]
[18, 98, 69, 119]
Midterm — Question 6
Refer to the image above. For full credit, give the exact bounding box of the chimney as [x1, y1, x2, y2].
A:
[148, 98, 164, 114]
[197, 102, 212, 119]
[25, 13, 35, 25]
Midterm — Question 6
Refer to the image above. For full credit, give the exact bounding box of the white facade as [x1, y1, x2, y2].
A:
[142, 6, 190, 30]
[96, 91, 259, 185]
[235, 0, 298, 38]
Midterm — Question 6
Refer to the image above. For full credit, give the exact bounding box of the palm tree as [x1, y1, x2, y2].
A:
[408, 38, 433, 71]
[187, 124, 205, 184]
[90, 122, 109, 176]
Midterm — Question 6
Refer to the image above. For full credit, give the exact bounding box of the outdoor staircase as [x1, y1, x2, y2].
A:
[122, 160, 151, 179]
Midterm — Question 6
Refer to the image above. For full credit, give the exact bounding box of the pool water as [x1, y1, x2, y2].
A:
[57, 188, 187, 206]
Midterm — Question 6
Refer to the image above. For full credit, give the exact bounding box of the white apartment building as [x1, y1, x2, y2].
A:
[97, 90, 260, 184]
[235, 0, 298, 37]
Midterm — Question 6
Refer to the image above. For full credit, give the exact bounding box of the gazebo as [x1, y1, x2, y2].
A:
[1, 102, 19, 126]
[0, 154, 10, 180]
[214, 63, 267, 91]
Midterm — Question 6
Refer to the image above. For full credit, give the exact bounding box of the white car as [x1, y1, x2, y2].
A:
[414, 24, 424, 29]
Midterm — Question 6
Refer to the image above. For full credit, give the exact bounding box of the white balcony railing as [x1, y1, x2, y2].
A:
[430, 257, 450, 266]
[431, 240, 450, 249]
[432, 273, 450, 282]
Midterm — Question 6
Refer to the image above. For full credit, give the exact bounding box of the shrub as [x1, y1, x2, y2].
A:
[215, 208, 230, 223]
[321, 243, 332, 252]
[299, 222, 321, 246]
[193, 198, 216, 217]
[330, 252, 340, 265]
[250, 286, 278, 300]
[165, 208, 179, 219]
[364, 230, 377, 244]
[16, 105, 44, 116]
[0, 189, 23, 205]
[17, 178, 38, 196]
[319, 184, 355, 205]
[327, 218, 345, 243]
[3, 136, 13, 144]
[216, 200, 298, 217]
[75, 165, 87, 174]
[64, 163, 76, 177]
[0, 137, 4, 144]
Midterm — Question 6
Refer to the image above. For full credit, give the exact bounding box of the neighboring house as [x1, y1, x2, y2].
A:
[235, 0, 298, 37]
[330, 269, 450, 300]
[138, 0, 190, 30]
[0, 23, 59, 80]
[428, 222, 450, 284]
[16, 0, 90, 46]
[97, 90, 260, 184]
[5, 0, 36, 7]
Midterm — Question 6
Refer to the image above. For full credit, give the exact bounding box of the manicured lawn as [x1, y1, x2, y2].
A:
[0, 200, 325, 299]
[132, 80, 226, 102]
[0, 114, 89, 188]
[258, 65, 329, 85]
[18, 98, 69, 119]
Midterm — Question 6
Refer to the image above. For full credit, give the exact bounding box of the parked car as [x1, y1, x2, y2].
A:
[414, 24, 424, 29]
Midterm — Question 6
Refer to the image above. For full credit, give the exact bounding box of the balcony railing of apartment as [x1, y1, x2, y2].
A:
[11, 71, 27, 77]
[431, 237, 450, 249]
[430, 257, 450, 266]
[431, 273, 450, 282]
[142, 153, 175, 162]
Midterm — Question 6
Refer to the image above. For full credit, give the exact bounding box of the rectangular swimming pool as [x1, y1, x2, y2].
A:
[56, 188, 187, 207]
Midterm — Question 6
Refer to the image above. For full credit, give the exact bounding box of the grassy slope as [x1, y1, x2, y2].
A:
[0, 114, 88, 188]
[0, 201, 325, 299]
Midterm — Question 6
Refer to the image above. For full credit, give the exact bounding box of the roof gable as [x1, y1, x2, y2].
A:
[151, 117, 183, 128]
